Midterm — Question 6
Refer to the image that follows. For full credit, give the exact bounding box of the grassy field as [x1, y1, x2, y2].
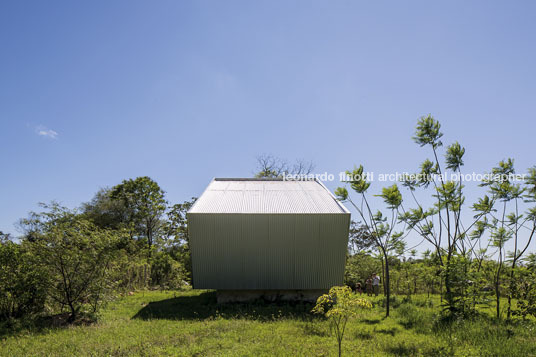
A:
[1, 290, 535, 356]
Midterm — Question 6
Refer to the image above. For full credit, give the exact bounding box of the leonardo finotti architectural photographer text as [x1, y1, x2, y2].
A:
[282, 172, 527, 183]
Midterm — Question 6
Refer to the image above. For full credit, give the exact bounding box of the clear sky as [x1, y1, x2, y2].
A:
[1, 1, 535, 249]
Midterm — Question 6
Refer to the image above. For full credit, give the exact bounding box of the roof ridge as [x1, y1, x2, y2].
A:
[214, 177, 317, 182]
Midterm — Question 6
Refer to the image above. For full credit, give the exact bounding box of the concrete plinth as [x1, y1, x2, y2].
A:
[216, 289, 327, 303]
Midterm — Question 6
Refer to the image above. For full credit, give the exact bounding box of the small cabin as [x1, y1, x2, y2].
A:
[187, 178, 351, 302]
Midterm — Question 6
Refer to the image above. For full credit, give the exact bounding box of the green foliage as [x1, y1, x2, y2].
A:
[512, 266, 536, 320]
[491, 227, 512, 249]
[110, 176, 167, 250]
[418, 159, 438, 188]
[434, 180, 464, 211]
[162, 198, 197, 281]
[312, 286, 372, 357]
[81, 187, 130, 231]
[150, 251, 187, 290]
[344, 165, 370, 194]
[525, 166, 536, 200]
[24, 206, 124, 322]
[413, 114, 443, 149]
[445, 141, 465, 171]
[344, 253, 382, 288]
[440, 254, 491, 319]
[0, 240, 46, 320]
[334, 187, 349, 201]
[471, 195, 494, 216]
[338, 164, 405, 317]
[376, 184, 402, 209]
[347, 221, 375, 254]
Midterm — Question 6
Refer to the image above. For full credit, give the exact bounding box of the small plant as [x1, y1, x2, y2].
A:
[312, 286, 372, 357]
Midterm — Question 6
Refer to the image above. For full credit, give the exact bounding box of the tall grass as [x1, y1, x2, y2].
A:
[1, 290, 535, 356]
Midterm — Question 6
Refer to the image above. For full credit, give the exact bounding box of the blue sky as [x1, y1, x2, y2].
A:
[1, 1, 535, 248]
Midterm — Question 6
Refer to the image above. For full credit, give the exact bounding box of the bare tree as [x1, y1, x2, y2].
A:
[254, 154, 315, 178]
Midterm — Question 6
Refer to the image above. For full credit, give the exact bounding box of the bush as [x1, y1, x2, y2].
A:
[150, 251, 187, 289]
[512, 270, 536, 320]
[0, 241, 46, 320]
[26, 209, 123, 322]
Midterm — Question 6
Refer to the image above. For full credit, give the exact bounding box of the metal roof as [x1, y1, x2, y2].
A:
[189, 178, 350, 214]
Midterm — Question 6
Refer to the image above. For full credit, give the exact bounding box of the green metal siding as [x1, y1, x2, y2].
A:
[188, 213, 350, 290]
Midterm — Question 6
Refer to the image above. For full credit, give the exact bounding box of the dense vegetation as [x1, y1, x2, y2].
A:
[1, 116, 536, 355]
[1, 176, 194, 324]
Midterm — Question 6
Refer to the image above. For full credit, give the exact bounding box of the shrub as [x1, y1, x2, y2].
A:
[512, 270, 536, 320]
[312, 286, 372, 357]
[0, 241, 46, 320]
[150, 251, 187, 289]
[27, 209, 124, 322]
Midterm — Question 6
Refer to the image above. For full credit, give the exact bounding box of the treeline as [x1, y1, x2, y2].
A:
[0, 176, 195, 323]
[345, 247, 536, 320]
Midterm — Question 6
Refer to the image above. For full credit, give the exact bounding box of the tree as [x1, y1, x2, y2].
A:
[162, 197, 197, 282]
[399, 115, 495, 317]
[254, 154, 315, 178]
[347, 221, 375, 254]
[0, 238, 46, 320]
[479, 161, 536, 319]
[110, 176, 167, 252]
[312, 286, 372, 357]
[164, 198, 196, 247]
[0, 231, 11, 243]
[335, 167, 405, 317]
[81, 187, 130, 231]
[344, 252, 382, 290]
[21, 204, 123, 322]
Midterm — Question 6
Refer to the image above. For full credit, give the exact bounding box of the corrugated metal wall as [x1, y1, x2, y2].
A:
[189, 213, 350, 290]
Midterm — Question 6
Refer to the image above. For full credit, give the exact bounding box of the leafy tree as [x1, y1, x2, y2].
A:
[81, 187, 130, 231]
[347, 221, 375, 254]
[513, 257, 536, 320]
[149, 251, 187, 289]
[399, 115, 494, 317]
[164, 198, 196, 246]
[0, 238, 46, 320]
[344, 252, 382, 290]
[474, 160, 536, 319]
[163, 198, 197, 281]
[504, 167, 536, 320]
[22, 204, 123, 322]
[0, 231, 11, 242]
[312, 286, 372, 357]
[336, 167, 405, 317]
[110, 176, 167, 252]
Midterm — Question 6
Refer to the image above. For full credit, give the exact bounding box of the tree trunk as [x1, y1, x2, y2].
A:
[385, 257, 390, 317]
[507, 263, 516, 320]
[496, 266, 501, 320]
[68, 303, 76, 323]
[445, 253, 454, 314]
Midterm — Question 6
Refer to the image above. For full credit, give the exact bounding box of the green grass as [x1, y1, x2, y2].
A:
[1, 290, 535, 356]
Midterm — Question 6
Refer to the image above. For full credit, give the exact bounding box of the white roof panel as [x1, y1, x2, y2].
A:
[189, 178, 350, 214]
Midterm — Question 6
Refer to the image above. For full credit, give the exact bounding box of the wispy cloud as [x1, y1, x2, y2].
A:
[36, 126, 59, 139]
